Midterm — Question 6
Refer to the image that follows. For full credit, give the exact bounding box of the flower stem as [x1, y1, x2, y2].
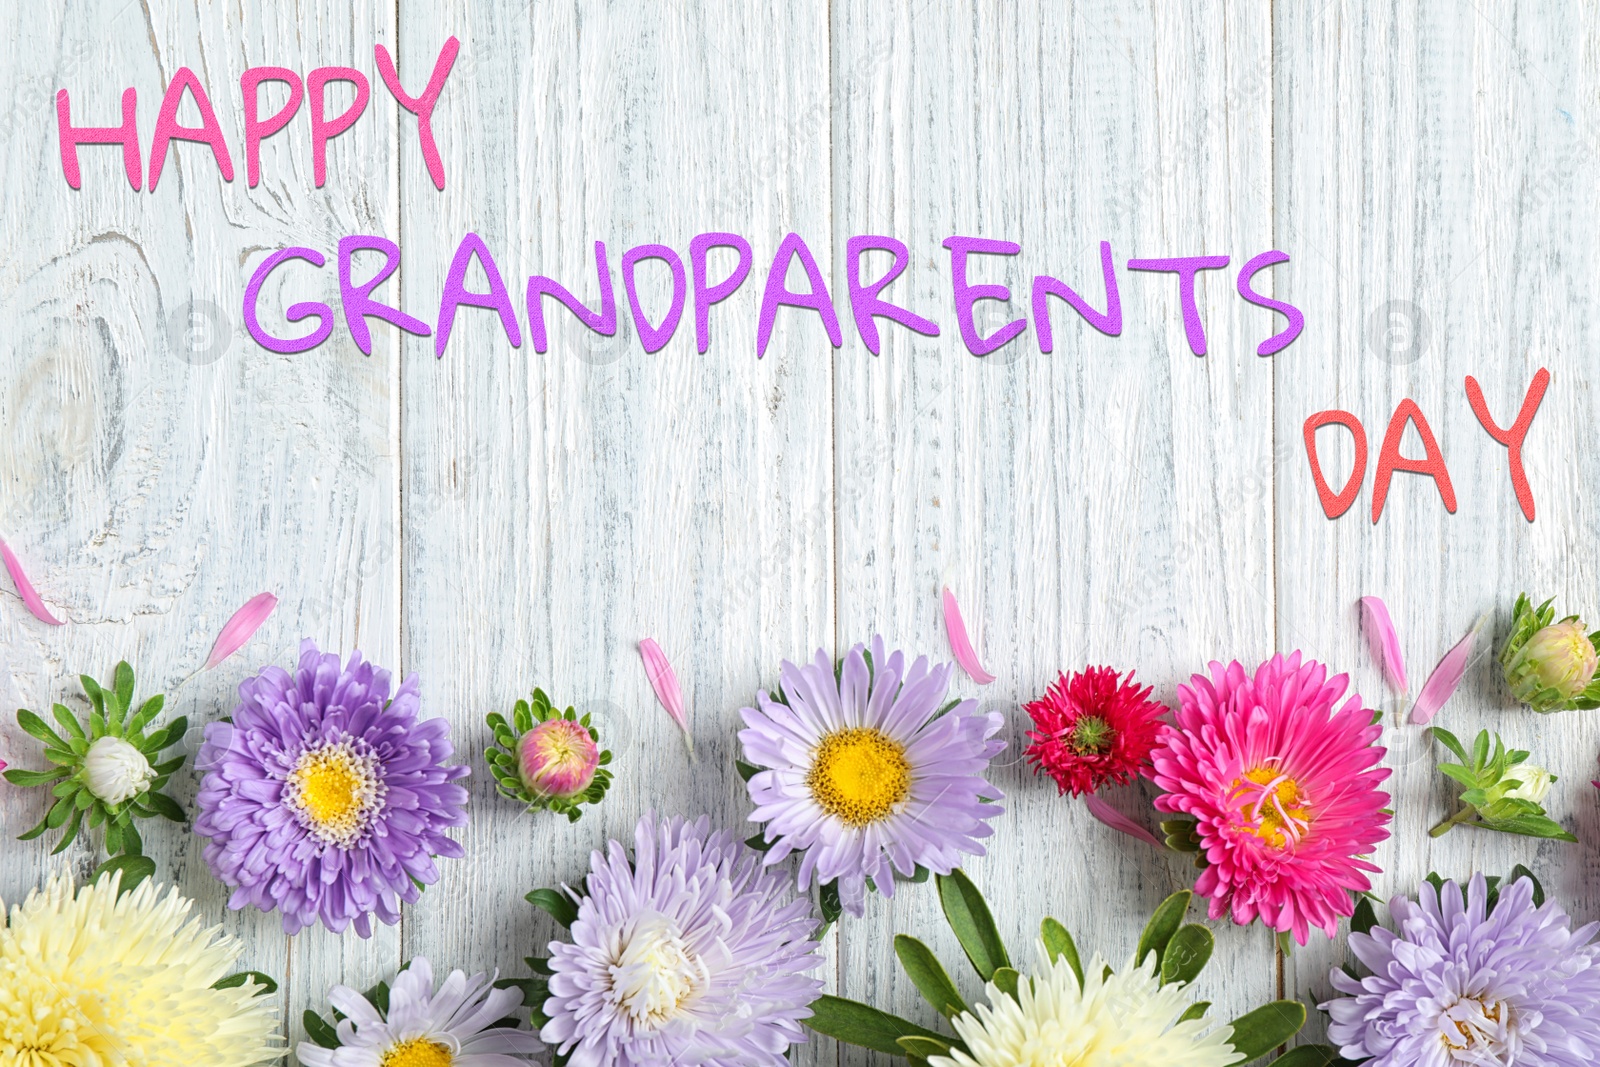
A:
[1428, 805, 1477, 837]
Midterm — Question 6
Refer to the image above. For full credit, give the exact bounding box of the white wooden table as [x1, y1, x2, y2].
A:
[2, 2, 1597, 1063]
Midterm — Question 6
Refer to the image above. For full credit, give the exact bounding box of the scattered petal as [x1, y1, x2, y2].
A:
[0, 537, 64, 626]
[203, 593, 278, 669]
[639, 638, 692, 757]
[1410, 613, 1491, 725]
[1359, 596, 1408, 695]
[1085, 792, 1165, 849]
[942, 586, 996, 684]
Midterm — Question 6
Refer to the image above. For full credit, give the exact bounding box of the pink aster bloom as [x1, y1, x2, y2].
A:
[1150, 652, 1391, 945]
[518, 718, 601, 800]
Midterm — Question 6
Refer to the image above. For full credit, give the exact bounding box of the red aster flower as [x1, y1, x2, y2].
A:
[1024, 666, 1167, 796]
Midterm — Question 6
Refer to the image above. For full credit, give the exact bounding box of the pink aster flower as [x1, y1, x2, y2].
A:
[1150, 653, 1391, 945]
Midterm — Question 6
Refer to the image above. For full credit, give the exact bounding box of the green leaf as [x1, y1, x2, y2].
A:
[3, 767, 69, 787]
[937, 869, 1010, 981]
[143, 792, 186, 823]
[1350, 896, 1379, 936]
[819, 880, 843, 925]
[897, 1035, 954, 1059]
[1487, 814, 1578, 841]
[1470, 729, 1491, 769]
[1137, 890, 1192, 968]
[51, 703, 86, 740]
[1429, 726, 1468, 762]
[1160, 924, 1214, 986]
[112, 662, 135, 719]
[735, 759, 762, 782]
[526, 888, 578, 927]
[802, 995, 947, 1055]
[894, 935, 968, 1018]
[93, 854, 156, 893]
[1179, 1000, 1212, 1023]
[127, 694, 165, 735]
[1226, 1000, 1307, 1062]
[1437, 763, 1481, 789]
[991, 967, 1021, 1000]
[16, 709, 67, 748]
[214, 971, 279, 996]
[302, 1009, 341, 1049]
[1040, 917, 1083, 987]
[1264, 1046, 1345, 1067]
[1509, 864, 1544, 906]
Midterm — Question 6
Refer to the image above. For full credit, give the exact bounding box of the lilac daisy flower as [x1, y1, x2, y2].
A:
[738, 637, 1005, 916]
[193, 640, 470, 937]
[1324, 873, 1600, 1066]
[541, 813, 823, 1067]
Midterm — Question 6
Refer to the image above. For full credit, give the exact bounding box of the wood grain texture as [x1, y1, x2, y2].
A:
[0, 1, 1595, 1065]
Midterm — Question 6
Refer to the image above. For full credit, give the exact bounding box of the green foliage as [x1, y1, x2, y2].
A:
[483, 688, 613, 822]
[805, 869, 1306, 1062]
[1428, 727, 1576, 841]
[4, 663, 187, 863]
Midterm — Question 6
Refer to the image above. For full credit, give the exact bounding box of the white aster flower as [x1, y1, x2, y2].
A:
[930, 946, 1236, 1067]
[297, 957, 542, 1067]
[82, 733, 155, 804]
[1505, 763, 1555, 805]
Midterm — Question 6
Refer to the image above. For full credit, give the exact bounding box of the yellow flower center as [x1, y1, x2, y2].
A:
[284, 739, 384, 847]
[1236, 766, 1311, 848]
[1443, 996, 1506, 1049]
[381, 1038, 454, 1067]
[806, 727, 911, 827]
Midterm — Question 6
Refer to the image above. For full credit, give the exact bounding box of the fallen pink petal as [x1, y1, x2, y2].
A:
[1410, 613, 1490, 725]
[1085, 792, 1165, 849]
[639, 637, 692, 756]
[942, 586, 996, 684]
[1359, 595, 1408, 694]
[204, 592, 278, 669]
[0, 537, 64, 626]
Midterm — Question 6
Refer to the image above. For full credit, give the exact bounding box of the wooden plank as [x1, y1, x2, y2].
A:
[0, 1, 401, 1050]
[828, 0, 1276, 1056]
[393, 2, 835, 1063]
[1274, 0, 1600, 1046]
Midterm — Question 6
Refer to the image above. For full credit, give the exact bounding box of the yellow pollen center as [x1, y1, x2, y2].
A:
[1444, 997, 1505, 1049]
[285, 740, 383, 847]
[1236, 766, 1312, 848]
[381, 1038, 454, 1067]
[806, 727, 911, 827]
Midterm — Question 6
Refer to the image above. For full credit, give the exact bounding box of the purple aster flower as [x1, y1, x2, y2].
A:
[1324, 873, 1600, 1066]
[193, 639, 469, 937]
[738, 637, 1005, 916]
[541, 813, 823, 1067]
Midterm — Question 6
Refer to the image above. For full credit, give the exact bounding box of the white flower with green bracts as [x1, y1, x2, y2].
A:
[1499, 592, 1600, 712]
[804, 870, 1327, 1067]
[3, 661, 187, 870]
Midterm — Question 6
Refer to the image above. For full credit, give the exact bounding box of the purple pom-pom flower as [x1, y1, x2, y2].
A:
[193, 640, 470, 937]
[540, 813, 824, 1067]
[738, 637, 1005, 916]
[1324, 873, 1600, 1066]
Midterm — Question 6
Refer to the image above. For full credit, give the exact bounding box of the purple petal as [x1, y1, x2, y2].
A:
[0, 537, 63, 626]
[1085, 792, 1165, 849]
[639, 638, 692, 756]
[204, 592, 278, 669]
[1410, 613, 1490, 724]
[1359, 596, 1408, 694]
[942, 586, 995, 685]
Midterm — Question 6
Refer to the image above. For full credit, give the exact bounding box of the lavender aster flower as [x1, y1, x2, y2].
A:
[193, 640, 469, 937]
[738, 637, 1005, 915]
[1324, 873, 1600, 1066]
[541, 813, 823, 1067]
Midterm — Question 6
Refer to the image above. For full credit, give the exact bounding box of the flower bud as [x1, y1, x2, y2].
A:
[82, 735, 154, 805]
[516, 718, 600, 799]
[1505, 619, 1599, 710]
[1504, 764, 1555, 805]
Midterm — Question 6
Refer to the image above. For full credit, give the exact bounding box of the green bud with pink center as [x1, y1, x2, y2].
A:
[485, 688, 613, 821]
[1499, 594, 1600, 713]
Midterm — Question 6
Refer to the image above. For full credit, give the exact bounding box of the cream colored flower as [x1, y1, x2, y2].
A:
[1505, 764, 1555, 805]
[930, 945, 1235, 1067]
[0, 870, 281, 1066]
[82, 734, 154, 804]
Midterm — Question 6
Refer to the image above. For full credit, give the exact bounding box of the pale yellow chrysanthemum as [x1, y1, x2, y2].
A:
[0, 871, 282, 1067]
[930, 945, 1236, 1067]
